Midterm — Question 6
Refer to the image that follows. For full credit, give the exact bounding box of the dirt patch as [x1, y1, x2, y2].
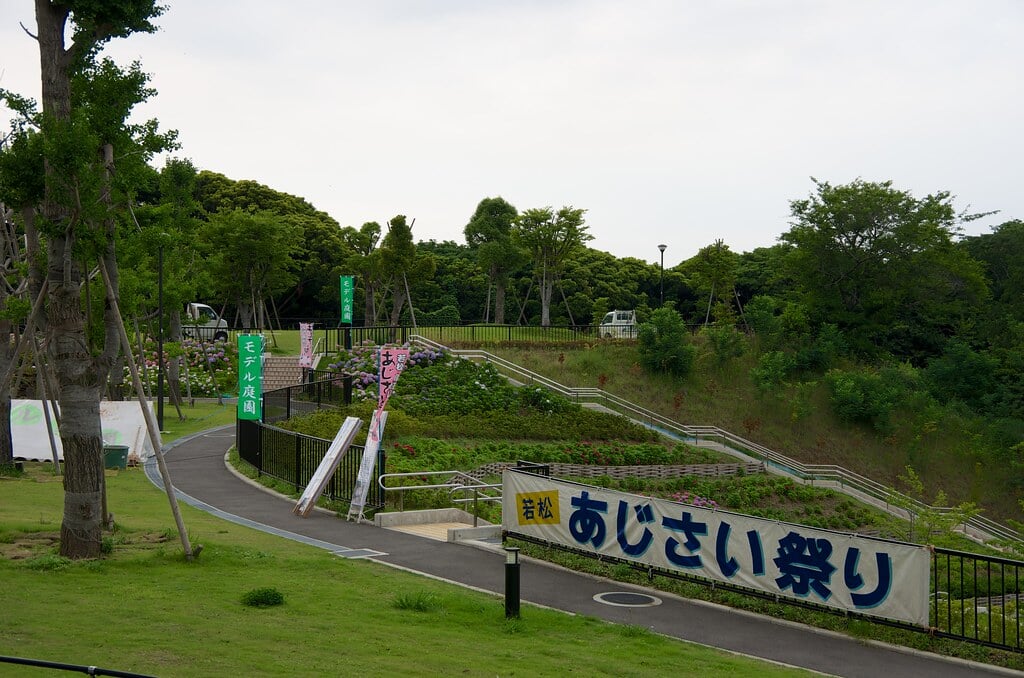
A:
[0, 530, 172, 561]
[0, 531, 60, 560]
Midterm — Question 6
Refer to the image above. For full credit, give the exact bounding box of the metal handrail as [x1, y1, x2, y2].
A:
[378, 469, 483, 492]
[378, 469, 502, 526]
[409, 335, 1022, 546]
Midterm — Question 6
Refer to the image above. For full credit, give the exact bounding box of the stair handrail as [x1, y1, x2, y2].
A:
[378, 468, 501, 524]
[408, 335, 1022, 546]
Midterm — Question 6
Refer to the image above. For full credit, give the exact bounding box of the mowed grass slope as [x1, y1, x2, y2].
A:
[491, 341, 1021, 521]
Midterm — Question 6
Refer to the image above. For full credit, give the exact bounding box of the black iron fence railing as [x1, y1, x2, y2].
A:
[237, 418, 385, 510]
[931, 546, 1023, 652]
[235, 381, 384, 510]
[263, 377, 349, 424]
[328, 323, 643, 350]
[505, 527, 1024, 654]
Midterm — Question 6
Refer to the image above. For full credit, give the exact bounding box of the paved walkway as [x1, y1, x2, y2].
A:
[148, 426, 1018, 678]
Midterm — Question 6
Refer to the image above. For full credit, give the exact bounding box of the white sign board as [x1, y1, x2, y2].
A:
[293, 416, 362, 517]
[503, 471, 931, 626]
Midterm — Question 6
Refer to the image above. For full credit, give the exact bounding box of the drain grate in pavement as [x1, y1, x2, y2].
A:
[593, 591, 662, 607]
[333, 548, 387, 559]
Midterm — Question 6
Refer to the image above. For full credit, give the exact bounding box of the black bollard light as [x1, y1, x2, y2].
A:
[505, 546, 521, 619]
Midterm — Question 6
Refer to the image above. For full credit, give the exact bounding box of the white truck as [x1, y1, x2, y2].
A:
[183, 303, 229, 342]
[599, 309, 637, 338]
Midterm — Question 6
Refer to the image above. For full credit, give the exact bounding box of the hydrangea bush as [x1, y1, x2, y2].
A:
[121, 338, 237, 397]
[326, 341, 449, 401]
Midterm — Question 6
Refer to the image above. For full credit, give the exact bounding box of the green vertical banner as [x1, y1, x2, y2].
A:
[340, 275, 354, 324]
[237, 334, 263, 420]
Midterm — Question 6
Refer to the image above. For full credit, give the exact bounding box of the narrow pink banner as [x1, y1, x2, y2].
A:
[376, 348, 410, 411]
[298, 322, 314, 368]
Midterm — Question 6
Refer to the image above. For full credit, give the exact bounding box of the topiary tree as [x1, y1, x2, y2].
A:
[637, 306, 696, 378]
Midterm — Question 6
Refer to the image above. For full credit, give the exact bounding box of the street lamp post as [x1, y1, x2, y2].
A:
[658, 244, 667, 305]
[505, 546, 521, 619]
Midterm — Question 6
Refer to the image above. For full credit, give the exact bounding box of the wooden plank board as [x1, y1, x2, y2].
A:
[293, 416, 362, 517]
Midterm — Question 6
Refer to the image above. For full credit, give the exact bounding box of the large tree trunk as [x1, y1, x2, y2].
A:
[494, 278, 507, 325]
[388, 278, 406, 327]
[0, 205, 17, 467]
[49, 246, 104, 558]
[539, 265, 553, 327]
[37, 0, 103, 559]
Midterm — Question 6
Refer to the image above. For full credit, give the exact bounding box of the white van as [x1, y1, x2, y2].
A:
[183, 303, 229, 342]
[599, 310, 637, 338]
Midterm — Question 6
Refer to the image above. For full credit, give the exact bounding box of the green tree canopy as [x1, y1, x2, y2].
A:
[380, 215, 436, 327]
[682, 239, 740, 325]
[962, 220, 1024, 323]
[200, 209, 302, 329]
[781, 178, 988, 362]
[464, 196, 523, 324]
[513, 206, 591, 326]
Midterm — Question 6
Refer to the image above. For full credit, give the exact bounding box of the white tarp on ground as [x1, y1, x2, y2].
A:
[10, 399, 158, 462]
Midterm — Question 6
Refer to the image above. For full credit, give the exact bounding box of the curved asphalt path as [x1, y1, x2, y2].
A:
[148, 425, 1018, 678]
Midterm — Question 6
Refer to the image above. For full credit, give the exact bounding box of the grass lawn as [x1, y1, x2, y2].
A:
[159, 400, 238, 442]
[1, 447, 816, 677]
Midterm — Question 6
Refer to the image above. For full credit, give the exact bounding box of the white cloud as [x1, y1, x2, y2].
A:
[2, 0, 1021, 265]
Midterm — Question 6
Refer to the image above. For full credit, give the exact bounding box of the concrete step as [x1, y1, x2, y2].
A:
[375, 508, 501, 544]
[262, 355, 303, 390]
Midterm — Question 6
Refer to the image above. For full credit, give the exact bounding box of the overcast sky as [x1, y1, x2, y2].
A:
[2, 1, 1021, 265]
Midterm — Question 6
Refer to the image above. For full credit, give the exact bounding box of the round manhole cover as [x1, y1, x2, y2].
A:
[593, 591, 662, 608]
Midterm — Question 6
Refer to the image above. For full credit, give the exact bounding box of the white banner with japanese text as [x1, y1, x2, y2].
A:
[347, 410, 387, 522]
[502, 471, 930, 626]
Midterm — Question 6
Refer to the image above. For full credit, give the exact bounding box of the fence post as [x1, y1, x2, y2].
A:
[295, 432, 302, 490]
[255, 421, 262, 474]
[375, 446, 386, 508]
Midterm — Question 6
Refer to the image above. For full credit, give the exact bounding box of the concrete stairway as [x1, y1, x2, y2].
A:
[262, 355, 303, 390]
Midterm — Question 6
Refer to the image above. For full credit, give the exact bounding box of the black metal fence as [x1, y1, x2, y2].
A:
[328, 323, 641, 350]
[263, 376, 349, 424]
[235, 380, 384, 510]
[931, 547, 1023, 652]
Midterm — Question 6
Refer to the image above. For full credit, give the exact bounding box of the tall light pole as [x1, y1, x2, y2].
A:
[658, 244, 667, 305]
